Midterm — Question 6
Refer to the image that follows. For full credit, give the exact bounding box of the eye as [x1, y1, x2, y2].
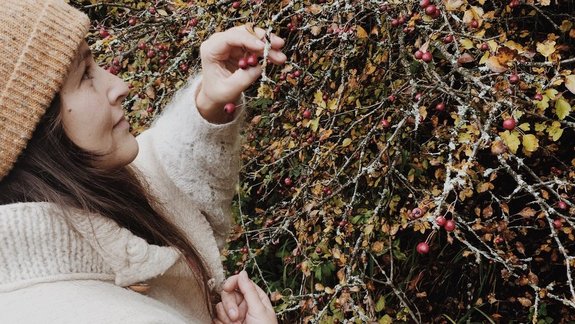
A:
[82, 66, 93, 81]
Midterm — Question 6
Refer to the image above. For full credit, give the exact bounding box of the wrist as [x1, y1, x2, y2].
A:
[195, 84, 235, 124]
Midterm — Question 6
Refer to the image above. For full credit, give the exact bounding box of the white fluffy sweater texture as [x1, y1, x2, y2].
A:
[0, 76, 244, 323]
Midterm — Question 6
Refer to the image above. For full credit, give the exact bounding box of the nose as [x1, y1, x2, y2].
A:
[106, 69, 130, 106]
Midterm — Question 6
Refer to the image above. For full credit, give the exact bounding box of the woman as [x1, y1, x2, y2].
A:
[0, 0, 286, 323]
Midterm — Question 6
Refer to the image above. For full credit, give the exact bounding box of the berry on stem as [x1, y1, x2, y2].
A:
[415, 50, 423, 60]
[444, 220, 456, 232]
[247, 54, 258, 67]
[509, 73, 520, 84]
[435, 216, 447, 227]
[224, 103, 236, 114]
[421, 51, 433, 63]
[435, 102, 446, 111]
[416, 242, 430, 254]
[502, 118, 516, 130]
[553, 219, 563, 229]
[284, 177, 293, 186]
[238, 57, 248, 69]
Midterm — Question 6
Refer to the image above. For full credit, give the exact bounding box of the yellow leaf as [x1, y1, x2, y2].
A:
[460, 38, 474, 50]
[565, 75, 575, 94]
[545, 88, 558, 99]
[555, 97, 571, 120]
[356, 26, 368, 39]
[313, 90, 326, 108]
[479, 51, 490, 65]
[500, 130, 520, 154]
[522, 134, 539, 153]
[518, 123, 530, 131]
[445, 0, 464, 11]
[327, 99, 338, 112]
[342, 138, 352, 147]
[536, 40, 556, 58]
[503, 40, 525, 54]
[547, 121, 564, 141]
[535, 123, 547, 132]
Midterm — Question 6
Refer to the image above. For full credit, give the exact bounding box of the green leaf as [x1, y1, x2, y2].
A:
[555, 97, 571, 120]
[375, 296, 386, 312]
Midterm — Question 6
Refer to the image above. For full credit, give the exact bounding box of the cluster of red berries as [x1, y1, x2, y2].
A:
[414, 50, 433, 63]
[414, 209, 457, 255]
[509, 0, 521, 9]
[420, 0, 440, 18]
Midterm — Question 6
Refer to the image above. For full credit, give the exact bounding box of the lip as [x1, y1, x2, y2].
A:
[113, 116, 128, 129]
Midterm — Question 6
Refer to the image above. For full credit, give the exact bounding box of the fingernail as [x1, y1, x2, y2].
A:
[229, 307, 238, 318]
[254, 39, 265, 47]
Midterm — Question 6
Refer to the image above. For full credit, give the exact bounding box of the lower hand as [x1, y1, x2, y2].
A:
[213, 271, 277, 324]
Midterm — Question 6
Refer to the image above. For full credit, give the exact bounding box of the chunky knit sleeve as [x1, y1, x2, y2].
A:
[133, 75, 244, 247]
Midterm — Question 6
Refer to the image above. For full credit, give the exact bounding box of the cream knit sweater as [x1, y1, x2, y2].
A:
[0, 76, 243, 323]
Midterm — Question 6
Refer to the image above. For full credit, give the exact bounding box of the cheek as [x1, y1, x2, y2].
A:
[61, 106, 112, 150]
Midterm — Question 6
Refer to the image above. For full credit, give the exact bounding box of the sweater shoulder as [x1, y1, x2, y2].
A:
[0, 280, 202, 324]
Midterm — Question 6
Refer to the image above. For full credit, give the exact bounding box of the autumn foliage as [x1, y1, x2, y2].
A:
[72, 0, 575, 322]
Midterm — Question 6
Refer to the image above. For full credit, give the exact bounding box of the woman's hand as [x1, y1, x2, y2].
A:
[196, 24, 287, 123]
[213, 271, 278, 324]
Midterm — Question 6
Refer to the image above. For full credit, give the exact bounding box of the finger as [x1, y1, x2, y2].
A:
[237, 271, 266, 315]
[216, 65, 262, 97]
[204, 28, 266, 58]
[252, 281, 275, 309]
[215, 302, 233, 324]
[265, 50, 288, 65]
[221, 290, 240, 321]
[252, 27, 285, 49]
[222, 274, 241, 292]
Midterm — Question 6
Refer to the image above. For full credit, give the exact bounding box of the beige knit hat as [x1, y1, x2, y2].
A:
[0, 0, 90, 181]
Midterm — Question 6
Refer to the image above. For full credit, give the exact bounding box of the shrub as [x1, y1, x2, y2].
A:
[73, 0, 575, 322]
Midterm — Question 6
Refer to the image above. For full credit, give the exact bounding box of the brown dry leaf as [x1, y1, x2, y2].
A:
[565, 75, 575, 94]
[482, 204, 494, 218]
[518, 207, 536, 218]
[485, 56, 507, 72]
[356, 26, 368, 39]
[445, 0, 464, 11]
[515, 241, 526, 255]
[270, 291, 283, 302]
[307, 4, 322, 15]
[536, 40, 556, 57]
[517, 297, 533, 307]
[457, 53, 475, 65]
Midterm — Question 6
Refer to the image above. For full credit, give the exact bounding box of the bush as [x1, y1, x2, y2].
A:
[73, 0, 575, 322]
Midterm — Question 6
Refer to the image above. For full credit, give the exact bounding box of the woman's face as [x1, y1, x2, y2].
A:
[59, 41, 137, 169]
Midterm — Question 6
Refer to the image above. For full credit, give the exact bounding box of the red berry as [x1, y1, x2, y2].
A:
[138, 42, 147, 50]
[388, 95, 396, 102]
[232, 1, 241, 9]
[179, 63, 189, 72]
[470, 19, 479, 28]
[398, 16, 406, 24]
[293, 70, 302, 77]
[99, 27, 109, 38]
[443, 35, 454, 44]
[415, 50, 423, 59]
[480, 43, 489, 51]
[494, 236, 504, 244]
[435, 216, 447, 227]
[444, 220, 456, 232]
[414, 92, 423, 101]
[416, 242, 430, 254]
[509, 0, 520, 8]
[419, 0, 431, 8]
[128, 17, 137, 26]
[247, 54, 258, 67]
[534, 93, 543, 101]
[502, 118, 516, 130]
[425, 5, 437, 16]
[412, 207, 423, 219]
[391, 19, 399, 27]
[553, 219, 563, 229]
[224, 103, 236, 114]
[421, 51, 433, 63]
[509, 74, 520, 84]
[146, 49, 156, 58]
[558, 201, 568, 210]
[435, 102, 446, 111]
[380, 118, 391, 128]
[159, 59, 167, 65]
[240, 246, 249, 254]
[189, 17, 198, 27]
[302, 109, 312, 119]
[238, 57, 248, 69]
[284, 177, 293, 186]
[338, 220, 347, 227]
[431, 8, 441, 18]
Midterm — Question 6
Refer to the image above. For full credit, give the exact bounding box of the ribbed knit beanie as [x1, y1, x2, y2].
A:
[0, 0, 90, 181]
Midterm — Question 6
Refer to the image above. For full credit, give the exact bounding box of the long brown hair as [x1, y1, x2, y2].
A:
[0, 95, 215, 316]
